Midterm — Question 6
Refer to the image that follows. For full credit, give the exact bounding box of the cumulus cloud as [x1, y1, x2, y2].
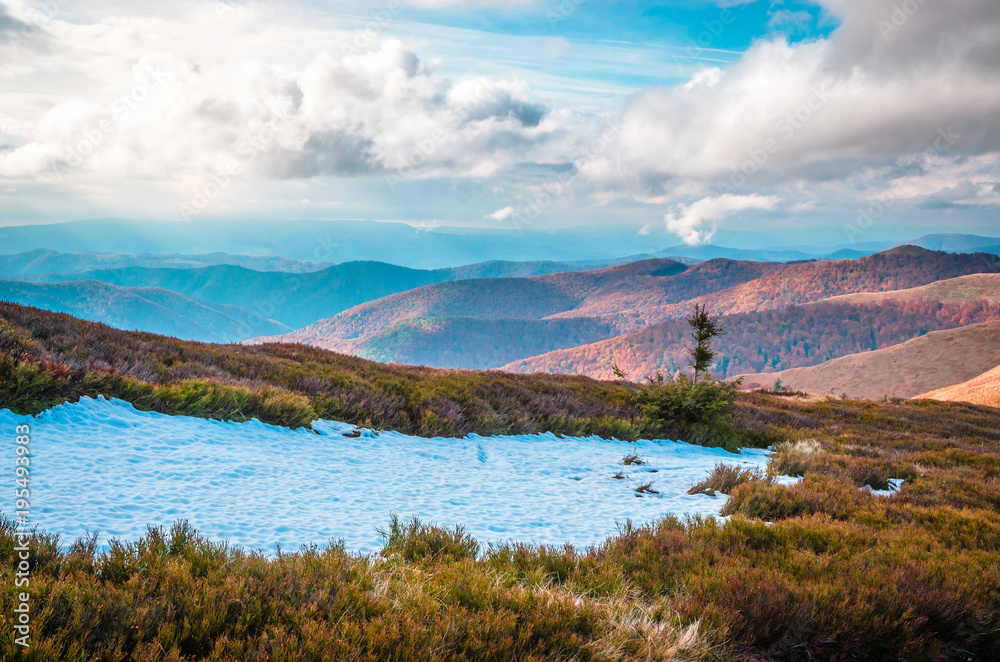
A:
[665, 194, 778, 245]
[2, 0, 999, 231]
[587, 0, 1000, 222]
[0, 11, 557, 186]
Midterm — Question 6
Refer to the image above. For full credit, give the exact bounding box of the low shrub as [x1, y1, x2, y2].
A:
[379, 515, 479, 563]
[688, 463, 771, 496]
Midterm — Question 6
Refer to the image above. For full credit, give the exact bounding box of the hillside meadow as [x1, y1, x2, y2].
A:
[1, 302, 1000, 658]
[1, 388, 999, 659]
[0, 303, 644, 440]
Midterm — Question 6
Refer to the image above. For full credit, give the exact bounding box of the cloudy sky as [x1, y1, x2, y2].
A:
[1, 0, 998, 246]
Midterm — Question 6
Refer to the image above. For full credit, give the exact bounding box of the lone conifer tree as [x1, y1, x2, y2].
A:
[688, 304, 724, 382]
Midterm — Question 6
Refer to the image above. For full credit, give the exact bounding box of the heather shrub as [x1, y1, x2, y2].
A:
[688, 463, 771, 496]
[722, 474, 869, 520]
[380, 515, 479, 563]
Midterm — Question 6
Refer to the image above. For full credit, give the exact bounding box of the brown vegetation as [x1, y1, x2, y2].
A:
[918, 363, 1000, 407]
[3, 389, 1000, 659]
[738, 320, 1000, 399]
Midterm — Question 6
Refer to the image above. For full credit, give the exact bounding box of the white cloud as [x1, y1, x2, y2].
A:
[665, 194, 778, 245]
[0, 9, 562, 188]
[585, 0, 1000, 223]
[1, 0, 999, 232]
[487, 205, 514, 220]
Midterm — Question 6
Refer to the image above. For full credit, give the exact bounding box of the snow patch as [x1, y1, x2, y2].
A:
[862, 478, 905, 497]
[1, 397, 771, 553]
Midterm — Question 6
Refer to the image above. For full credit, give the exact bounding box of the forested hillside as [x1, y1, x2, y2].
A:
[506, 298, 1000, 380]
[267, 248, 1000, 372]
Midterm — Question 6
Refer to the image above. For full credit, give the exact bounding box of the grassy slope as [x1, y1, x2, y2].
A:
[0, 280, 290, 343]
[738, 320, 1000, 398]
[0, 302, 645, 439]
[2, 393, 999, 659]
[817, 272, 1000, 306]
[919, 363, 1000, 407]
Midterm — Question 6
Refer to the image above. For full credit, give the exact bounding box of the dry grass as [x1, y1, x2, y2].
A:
[3, 303, 1000, 659]
[687, 463, 771, 496]
[919, 363, 1000, 407]
[740, 319, 1000, 399]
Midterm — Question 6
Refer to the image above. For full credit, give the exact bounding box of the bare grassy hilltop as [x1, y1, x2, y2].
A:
[919, 363, 1000, 407]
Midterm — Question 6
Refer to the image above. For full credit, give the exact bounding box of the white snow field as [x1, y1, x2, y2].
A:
[1, 397, 772, 553]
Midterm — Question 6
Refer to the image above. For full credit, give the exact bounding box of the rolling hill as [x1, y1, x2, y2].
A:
[254, 258, 760, 352]
[736, 321, 1000, 399]
[504, 297, 1000, 380]
[608, 246, 1000, 324]
[265, 248, 1000, 371]
[918, 364, 1000, 408]
[0, 280, 289, 343]
[19, 259, 599, 331]
[345, 317, 617, 370]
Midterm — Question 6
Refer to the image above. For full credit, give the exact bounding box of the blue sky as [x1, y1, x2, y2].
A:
[0, 0, 998, 248]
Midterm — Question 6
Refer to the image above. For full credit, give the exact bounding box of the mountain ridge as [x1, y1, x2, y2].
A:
[0, 280, 289, 343]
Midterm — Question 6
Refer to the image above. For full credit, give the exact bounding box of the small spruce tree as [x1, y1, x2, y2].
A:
[688, 304, 725, 382]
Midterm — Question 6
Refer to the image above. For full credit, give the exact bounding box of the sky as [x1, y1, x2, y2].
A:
[0, 0, 998, 248]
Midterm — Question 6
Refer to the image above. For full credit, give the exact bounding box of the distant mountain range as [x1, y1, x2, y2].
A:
[11, 259, 602, 331]
[2, 219, 996, 268]
[259, 247, 1000, 372]
[0, 249, 334, 276]
[902, 233, 1000, 253]
[0, 218, 710, 268]
[3, 225, 1000, 382]
[0, 280, 289, 343]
